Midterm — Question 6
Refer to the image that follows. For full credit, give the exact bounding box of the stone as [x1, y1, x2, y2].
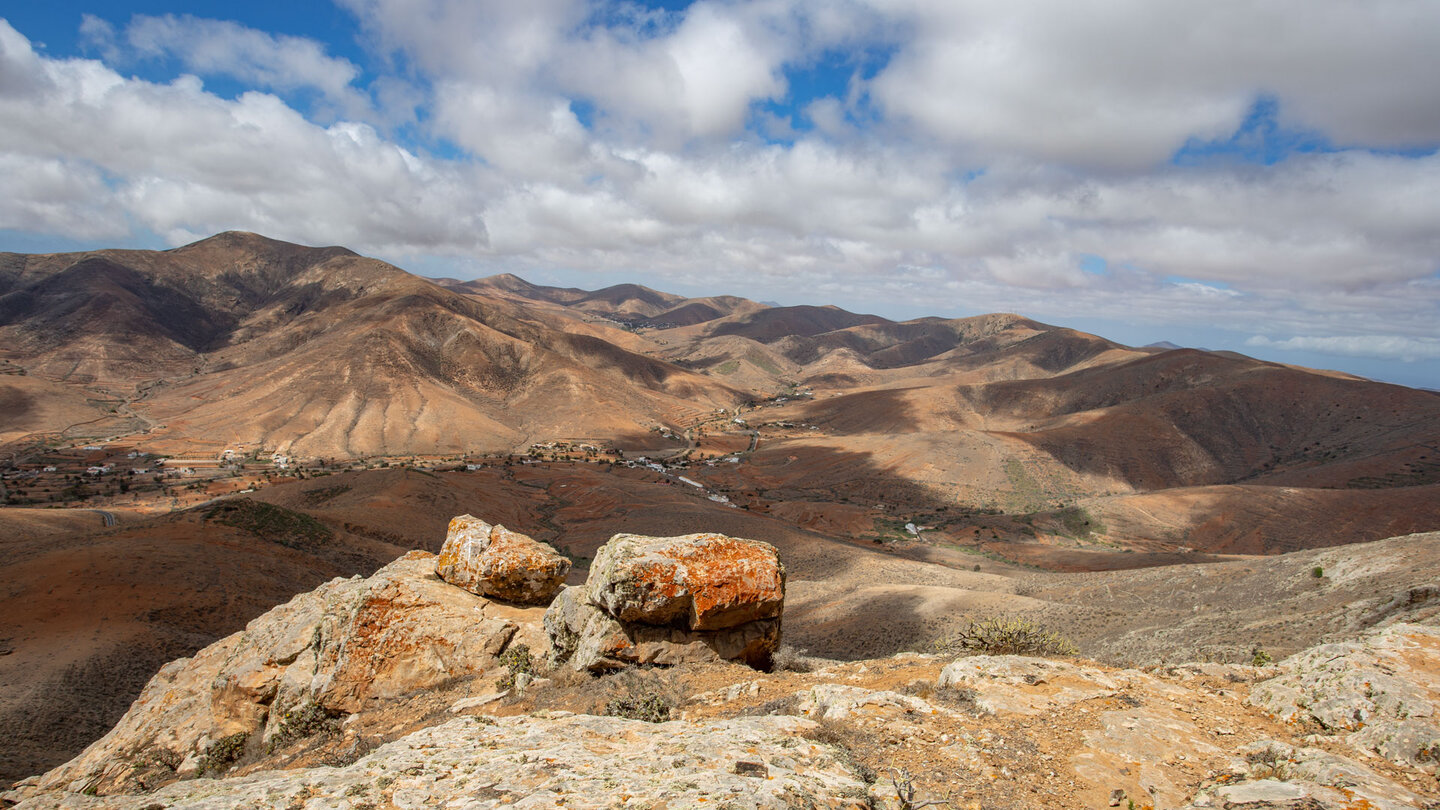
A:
[586, 532, 785, 630]
[937, 655, 1120, 715]
[435, 515, 570, 605]
[545, 585, 780, 672]
[9, 715, 873, 810]
[1249, 623, 1440, 773]
[25, 552, 534, 797]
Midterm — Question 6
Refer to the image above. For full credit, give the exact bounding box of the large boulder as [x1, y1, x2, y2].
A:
[435, 515, 570, 605]
[27, 552, 537, 797]
[545, 586, 781, 671]
[588, 532, 784, 630]
[546, 532, 785, 672]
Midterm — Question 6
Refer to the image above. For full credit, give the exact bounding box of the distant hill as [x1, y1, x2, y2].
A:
[0, 233, 743, 457]
[4, 232, 1436, 548]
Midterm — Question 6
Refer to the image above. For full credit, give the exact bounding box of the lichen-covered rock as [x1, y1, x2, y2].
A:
[1179, 739, 1431, 809]
[937, 655, 1120, 715]
[1248, 623, 1440, 773]
[9, 714, 872, 810]
[586, 532, 784, 630]
[436, 515, 570, 605]
[545, 586, 780, 672]
[26, 552, 533, 797]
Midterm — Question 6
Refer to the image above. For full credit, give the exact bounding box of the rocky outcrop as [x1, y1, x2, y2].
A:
[9, 714, 871, 810]
[587, 532, 785, 630]
[545, 585, 781, 671]
[545, 532, 785, 672]
[22, 552, 539, 797]
[937, 655, 1121, 715]
[435, 515, 570, 605]
[1249, 623, 1440, 773]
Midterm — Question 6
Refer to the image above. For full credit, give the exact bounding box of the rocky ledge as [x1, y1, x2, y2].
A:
[5, 520, 1439, 810]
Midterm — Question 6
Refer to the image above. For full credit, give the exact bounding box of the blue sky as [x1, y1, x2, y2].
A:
[2, 1, 1439, 388]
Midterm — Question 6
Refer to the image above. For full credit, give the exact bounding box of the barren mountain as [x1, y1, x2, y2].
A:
[0, 233, 744, 458]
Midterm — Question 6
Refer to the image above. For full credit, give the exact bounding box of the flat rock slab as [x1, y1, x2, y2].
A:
[10, 714, 872, 810]
[1249, 623, 1440, 772]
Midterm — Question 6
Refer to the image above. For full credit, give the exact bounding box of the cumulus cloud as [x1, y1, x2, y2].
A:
[0, 19, 484, 257]
[1247, 334, 1440, 362]
[866, 0, 1440, 168]
[84, 13, 374, 121]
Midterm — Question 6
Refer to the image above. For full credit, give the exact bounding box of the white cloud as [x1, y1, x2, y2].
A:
[865, 0, 1440, 168]
[112, 14, 373, 121]
[0, 19, 485, 257]
[1247, 334, 1440, 362]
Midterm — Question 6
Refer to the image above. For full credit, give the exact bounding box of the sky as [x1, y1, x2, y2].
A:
[1, 1, 1438, 389]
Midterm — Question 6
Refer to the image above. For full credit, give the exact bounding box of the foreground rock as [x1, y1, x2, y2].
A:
[10, 714, 870, 810]
[546, 532, 785, 671]
[587, 532, 785, 629]
[21, 552, 538, 797]
[435, 515, 570, 605]
[1249, 622, 1440, 773]
[545, 586, 781, 671]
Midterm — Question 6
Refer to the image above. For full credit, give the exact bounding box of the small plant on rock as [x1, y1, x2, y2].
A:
[266, 702, 343, 754]
[1245, 745, 1292, 780]
[604, 692, 672, 723]
[197, 732, 249, 776]
[1311, 566, 1325, 579]
[495, 643, 536, 692]
[1251, 647, 1274, 667]
[939, 616, 1078, 657]
[891, 769, 952, 809]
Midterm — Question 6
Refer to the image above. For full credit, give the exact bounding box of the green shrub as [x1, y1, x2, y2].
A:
[1056, 505, 1104, 539]
[202, 499, 332, 548]
[197, 732, 248, 775]
[1251, 647, 1274, 667]
[938, 616, 1078, 657]
[1311, 566, 1325, 579]
[604, 692, 672, 723]
[265, 702, 342, 754]
[495, 643, 536, 692]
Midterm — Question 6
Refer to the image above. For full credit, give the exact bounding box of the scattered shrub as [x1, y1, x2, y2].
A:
[1311, 566, 1325, 579]
[890, 768, 952, 809]
[772, 644, 817, 673]
[1251, 647, 1275, 667]
[266, 702, 343, 754]
[604, 692, 672, 723]
[495, 643, 537, 692]
[1245, 745, 1292, 780]
[1056, 505, 1103, 539]
[939, 616, 1078, 657]
[197, 732, 248, 775]
[202, 499, 332, 548]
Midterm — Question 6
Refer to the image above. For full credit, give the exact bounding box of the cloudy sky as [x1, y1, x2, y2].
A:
[2, 1, 1438, 388]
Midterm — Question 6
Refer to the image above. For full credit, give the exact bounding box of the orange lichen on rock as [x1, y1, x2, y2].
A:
[587, 532, 785, 631]
[546, 531, 786, 672]
[436, 515, 570, 606]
